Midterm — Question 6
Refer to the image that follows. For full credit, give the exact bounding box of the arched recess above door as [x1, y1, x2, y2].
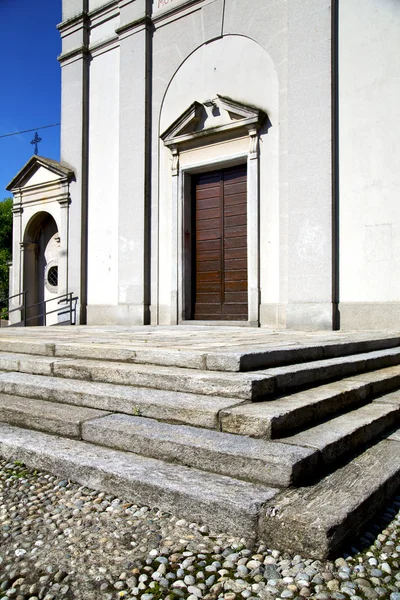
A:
[157, 35, 279, 326]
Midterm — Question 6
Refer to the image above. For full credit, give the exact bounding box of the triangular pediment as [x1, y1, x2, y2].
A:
[161, 96, 266, 146]
[217, 95, 264, 121]
[161, 102, 203, 142]
[6, 156, 74, 191]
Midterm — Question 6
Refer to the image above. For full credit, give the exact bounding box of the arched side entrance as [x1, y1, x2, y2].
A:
[23, 212, 60, 326]
[7, 155, 74, 327]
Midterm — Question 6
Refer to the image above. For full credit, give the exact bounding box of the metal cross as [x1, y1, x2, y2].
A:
[30, 131, 42, 155]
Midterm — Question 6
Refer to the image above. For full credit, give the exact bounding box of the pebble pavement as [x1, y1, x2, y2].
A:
[1, 458, 400, 600]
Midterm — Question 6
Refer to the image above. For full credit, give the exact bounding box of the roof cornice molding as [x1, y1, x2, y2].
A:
[6, 156, 75, 192]
[57, 11, 89, 33]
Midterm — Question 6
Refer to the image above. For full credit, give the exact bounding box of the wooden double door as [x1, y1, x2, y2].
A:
[192, 164, 248, 321]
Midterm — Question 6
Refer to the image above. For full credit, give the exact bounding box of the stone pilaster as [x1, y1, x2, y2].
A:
[285, 0, 334, 330]
[116, 0, 152, 324]
[58, 5, 90, 324]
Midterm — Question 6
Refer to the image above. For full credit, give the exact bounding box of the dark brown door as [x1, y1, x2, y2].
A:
[193, 164, 248, 320]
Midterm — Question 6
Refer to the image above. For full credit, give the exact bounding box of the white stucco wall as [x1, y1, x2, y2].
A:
[59, 0, 335, 329]
[87, 46, 120, 306]
[339, 0, 400, 326]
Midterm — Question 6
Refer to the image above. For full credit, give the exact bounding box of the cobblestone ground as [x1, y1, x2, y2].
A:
[1, 458, 400, 600]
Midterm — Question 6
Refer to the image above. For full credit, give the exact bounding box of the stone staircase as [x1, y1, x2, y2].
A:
[1, 329, 400, 558]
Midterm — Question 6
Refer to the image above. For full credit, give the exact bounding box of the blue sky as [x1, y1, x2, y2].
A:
[0, 0, 62, 199]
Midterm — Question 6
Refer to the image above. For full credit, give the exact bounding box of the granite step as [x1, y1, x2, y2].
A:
[0, 332, 400, 372]
[1, 365, 400, 441]
[0, 422, 278, 540]
[1, 419, 400, 557]
[81, 413, 319, 488]
[280, 401, 400, 466]
[206, 337, 400, 372]
[0, 371, 243, 430]
[256, 347, 400, 394]
[260, 434, 400, 558]
[1, 346, 400, 401]
[0, 377, 397, 489]
[0, 352, 273, 400]
[221, 365, 400, 438]
[0, 393, 109, 438]
[0, 390, 395, 490]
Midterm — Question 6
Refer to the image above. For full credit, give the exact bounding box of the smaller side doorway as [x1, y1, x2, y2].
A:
[23, 212, 60, 326]
[191, 164, 248, 321]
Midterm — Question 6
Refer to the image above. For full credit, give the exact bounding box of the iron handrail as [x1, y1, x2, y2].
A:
[0, 291, 77, 326]
[24, 292, 78, 326]
[0, 291, 27, 323]
[0, 291, 27, 304]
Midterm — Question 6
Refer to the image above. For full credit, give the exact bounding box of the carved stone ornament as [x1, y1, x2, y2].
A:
[249, 127, 259, 159]
[171, 148, 179, 175]
[161, 95, 266, 149]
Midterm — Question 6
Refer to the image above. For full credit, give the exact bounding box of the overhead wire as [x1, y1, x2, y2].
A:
[0, 123, 60, 139]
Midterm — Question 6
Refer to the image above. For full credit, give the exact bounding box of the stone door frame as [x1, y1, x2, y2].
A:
[162, 96, 265, 326]
[176, 151, 259, 326]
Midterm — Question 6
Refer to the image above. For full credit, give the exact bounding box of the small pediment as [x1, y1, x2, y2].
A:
[161, 96, 266, 147]
[6, 156, 74, 192]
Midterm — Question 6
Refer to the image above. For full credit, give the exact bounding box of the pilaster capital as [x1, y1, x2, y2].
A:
[58, 197, 71, 209]
[12, 204, 23, 216]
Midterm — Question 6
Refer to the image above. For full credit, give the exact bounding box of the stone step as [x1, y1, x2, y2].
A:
[81, 413, 319, 488]
[206, 337, 400, 372]
[221, 365, 400, 437]
[0, 379, 395, 490]
[0, 352, 273, 400]
[1, 419, 400, 557]
[260, 434, 400, 558]
[2, 364, 400, 443]
[0, 393, 109, 438]
[280, 401, 400, 466]
[1, 347, 400, 401]
[0, 371, 244, 430]
[0, 331, 400, 372]
[0, 422, 278, 540]
[257, 347, 400, 394]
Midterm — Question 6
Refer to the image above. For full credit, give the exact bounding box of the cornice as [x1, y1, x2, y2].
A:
[58, 45, 91, 64]
[89, 0, 118, 19]
[7, 156, 74, 193]
[152, 0, 203, 24]
[57, 12, 89, 33]
[115, 15, 152, 36]
[90, 35, 120, 57]
[162, 96, 266, 148]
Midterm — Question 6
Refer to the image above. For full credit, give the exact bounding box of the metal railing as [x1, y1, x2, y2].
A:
[0, 291, 27, 325]
[0, 291, 77, 326]
[25, 292, 78, 326]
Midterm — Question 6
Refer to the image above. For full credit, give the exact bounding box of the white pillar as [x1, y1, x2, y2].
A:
[59, 7, 89, 323]
[247, 128, 260, 325]
[9, 200, 23, 325]
[117, 1, 151, 324]
[285, 0, 334, 330]
[170, 148, 179, 325]
[58, 193, 70, 298]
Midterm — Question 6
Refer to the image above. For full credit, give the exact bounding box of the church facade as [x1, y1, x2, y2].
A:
[7, 0, 400, 330]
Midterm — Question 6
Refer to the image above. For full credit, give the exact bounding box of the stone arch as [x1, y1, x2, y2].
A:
[159, 34, 278, 133]
[23, 211, 60, 325]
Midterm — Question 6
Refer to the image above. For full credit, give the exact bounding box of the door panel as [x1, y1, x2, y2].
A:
[193, 165, 248, 321]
